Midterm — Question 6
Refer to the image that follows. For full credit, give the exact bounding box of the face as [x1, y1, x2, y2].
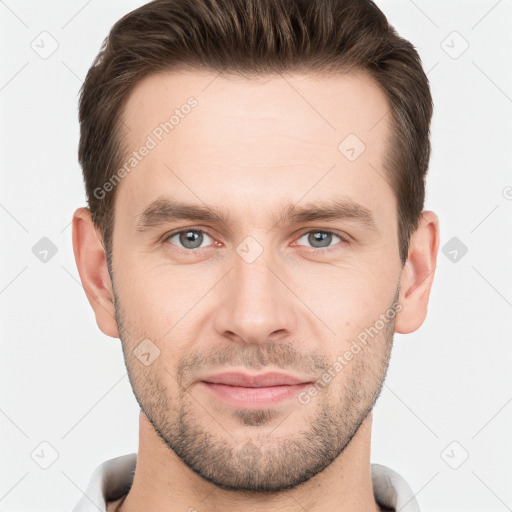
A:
[109, 69, 403, 492]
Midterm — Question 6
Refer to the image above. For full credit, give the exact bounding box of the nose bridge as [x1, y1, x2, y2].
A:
[213, 240, 294, 344]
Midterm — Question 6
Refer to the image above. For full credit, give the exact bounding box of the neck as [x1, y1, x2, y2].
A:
[118, 411, 382, 512]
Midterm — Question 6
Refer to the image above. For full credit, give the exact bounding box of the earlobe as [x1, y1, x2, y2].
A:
[71, 207, 120, 338]
[395, 210, 440, 334]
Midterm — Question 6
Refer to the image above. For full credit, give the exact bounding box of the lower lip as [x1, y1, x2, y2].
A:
[199, 381, 312, 409]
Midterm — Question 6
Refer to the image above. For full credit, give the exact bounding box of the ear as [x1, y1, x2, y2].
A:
[72, 207, 119, 338]
[395, 210, 440, 334]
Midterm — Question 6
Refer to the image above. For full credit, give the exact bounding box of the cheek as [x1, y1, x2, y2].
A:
[112, 263, 166, 337]
[114, 260, 211, 345]
[296, 260, 397, 334]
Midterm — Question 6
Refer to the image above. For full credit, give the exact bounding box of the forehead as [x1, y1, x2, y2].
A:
[117, 68, 394, 224]
[121, 68, 390, 151]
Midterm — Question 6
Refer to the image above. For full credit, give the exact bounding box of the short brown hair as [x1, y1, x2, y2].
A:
[78, 0, 433, 266]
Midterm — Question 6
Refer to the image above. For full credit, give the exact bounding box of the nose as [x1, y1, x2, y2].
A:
[212, 246, 298, 346]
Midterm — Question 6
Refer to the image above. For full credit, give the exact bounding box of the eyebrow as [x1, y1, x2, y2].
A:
[135, 196, 377, 232]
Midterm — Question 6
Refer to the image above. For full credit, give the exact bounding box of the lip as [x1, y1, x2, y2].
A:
[200, 371, 310, 387]
[197, 371, 314, 409]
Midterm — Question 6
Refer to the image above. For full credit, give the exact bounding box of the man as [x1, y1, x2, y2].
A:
[71, 0, 439, 510]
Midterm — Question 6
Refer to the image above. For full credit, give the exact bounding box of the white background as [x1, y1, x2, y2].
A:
[1, 1, 511, 511]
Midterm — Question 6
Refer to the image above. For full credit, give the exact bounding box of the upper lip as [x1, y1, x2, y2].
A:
[200, 371, 312, 387]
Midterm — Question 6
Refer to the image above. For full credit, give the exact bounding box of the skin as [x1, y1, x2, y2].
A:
[72, 69, 440, 512]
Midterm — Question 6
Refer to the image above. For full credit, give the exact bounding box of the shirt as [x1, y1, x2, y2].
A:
[72, 453, 420, 512]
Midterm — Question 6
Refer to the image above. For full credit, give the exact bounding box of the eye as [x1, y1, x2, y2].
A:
[164, 229, 214, 250]
[294, 230, 347, 252]
[162, 228, 348, 253]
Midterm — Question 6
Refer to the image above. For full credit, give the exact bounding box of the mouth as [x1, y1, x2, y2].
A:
[197, 371, 314, 409]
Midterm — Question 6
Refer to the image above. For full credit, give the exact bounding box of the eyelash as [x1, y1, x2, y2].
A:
[162, 228, 349, 254]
